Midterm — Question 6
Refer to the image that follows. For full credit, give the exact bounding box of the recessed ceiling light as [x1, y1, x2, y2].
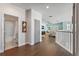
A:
[46, 6, 49, 9]
[49, 16, 52, 17]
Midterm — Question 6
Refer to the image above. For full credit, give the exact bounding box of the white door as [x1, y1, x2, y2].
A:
[34, 20, 40, 44]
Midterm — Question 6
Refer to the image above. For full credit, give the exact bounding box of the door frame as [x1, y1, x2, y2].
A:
[72, 3, 79, 56]
[4, 14, 19, 51]
[73, 3, 79, 56]
[34, 19, 41, 44]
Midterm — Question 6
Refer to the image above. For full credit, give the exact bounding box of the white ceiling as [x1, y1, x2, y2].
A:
[12, 3, 73, 23]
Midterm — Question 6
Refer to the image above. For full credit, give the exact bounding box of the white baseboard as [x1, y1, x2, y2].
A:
[18, 42, 26, 47]
[26, 42, 31, 45]
[18, 42, 34, 47]
[25, 42, 34, 45]
[28, 41, 42, 46]
[30, 42, 34, 45]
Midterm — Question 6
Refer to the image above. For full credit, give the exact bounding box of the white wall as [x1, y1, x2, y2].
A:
[0, 3, 26, 53]
[26, 9, 31, 44]
[26, 9, 42, 45]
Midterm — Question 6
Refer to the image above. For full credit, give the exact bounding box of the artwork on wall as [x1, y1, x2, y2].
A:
[22, 21, 27, 32]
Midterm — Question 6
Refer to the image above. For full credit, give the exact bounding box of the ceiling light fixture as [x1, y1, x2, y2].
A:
[49, 16, 52, 17]
[46, 6, 49, 9]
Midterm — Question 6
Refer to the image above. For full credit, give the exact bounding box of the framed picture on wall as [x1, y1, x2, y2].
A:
[22, 21, 27, 32]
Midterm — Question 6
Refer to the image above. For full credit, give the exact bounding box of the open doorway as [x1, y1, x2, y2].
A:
[4, 14, 18, 51]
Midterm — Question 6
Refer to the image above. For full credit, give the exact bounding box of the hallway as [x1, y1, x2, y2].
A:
[0, 33, 72, 56]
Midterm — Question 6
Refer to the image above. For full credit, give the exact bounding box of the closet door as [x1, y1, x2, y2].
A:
[34, 20, 40, 44]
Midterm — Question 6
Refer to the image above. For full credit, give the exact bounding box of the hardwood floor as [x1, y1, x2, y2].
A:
[0, 33, 72, 56]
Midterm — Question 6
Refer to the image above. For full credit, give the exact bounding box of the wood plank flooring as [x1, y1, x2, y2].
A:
[0, 33, 72, 56]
